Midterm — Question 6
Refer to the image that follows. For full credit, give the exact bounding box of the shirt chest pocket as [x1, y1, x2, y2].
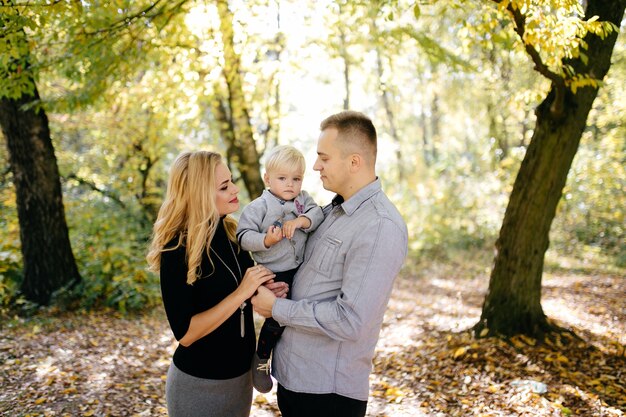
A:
[312, 235, 342, 276]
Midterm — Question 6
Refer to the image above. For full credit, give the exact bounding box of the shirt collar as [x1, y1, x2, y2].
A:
[263, 189, 289, 205]
[334, 178, 381, 216]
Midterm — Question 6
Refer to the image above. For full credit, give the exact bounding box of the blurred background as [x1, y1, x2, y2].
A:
[0, 0, 623, 313]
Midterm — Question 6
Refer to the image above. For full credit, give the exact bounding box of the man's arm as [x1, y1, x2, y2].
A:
[255, 217, 408, 342]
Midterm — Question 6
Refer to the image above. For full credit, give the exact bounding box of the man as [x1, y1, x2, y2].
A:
[252, 111, 408, 417]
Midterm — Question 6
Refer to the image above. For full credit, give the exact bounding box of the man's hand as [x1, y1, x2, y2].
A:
[252, 285, 277, 318]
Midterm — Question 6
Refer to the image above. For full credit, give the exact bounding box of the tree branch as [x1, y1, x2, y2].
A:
[65, 173, 126, 209]
[494, 1, 566, 117]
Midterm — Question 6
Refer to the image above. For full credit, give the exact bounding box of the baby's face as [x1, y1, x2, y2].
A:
[264, 168, 304, 201]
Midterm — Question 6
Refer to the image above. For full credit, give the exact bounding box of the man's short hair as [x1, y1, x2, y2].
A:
[320, 111, 377, 164]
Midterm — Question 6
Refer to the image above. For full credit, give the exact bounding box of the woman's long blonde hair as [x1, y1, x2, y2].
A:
[147, 151, 238, 285]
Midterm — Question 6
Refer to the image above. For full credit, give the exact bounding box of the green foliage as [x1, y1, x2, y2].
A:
[0, 0, 624, 313]
[0, 146, 22, 313]
[0, 165, 161, 313]
[57, 198, 159, 313]
[0, 10, 37, 99]
[386, 157, 508, 258]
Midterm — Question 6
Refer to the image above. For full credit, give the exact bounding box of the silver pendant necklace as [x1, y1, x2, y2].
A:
[210, 237, 246, 338]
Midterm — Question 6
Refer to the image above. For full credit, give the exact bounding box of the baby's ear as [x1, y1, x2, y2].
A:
[263, 172, 270, 186]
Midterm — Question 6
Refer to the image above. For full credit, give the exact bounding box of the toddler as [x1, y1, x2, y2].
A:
[236, 145, 323, 393]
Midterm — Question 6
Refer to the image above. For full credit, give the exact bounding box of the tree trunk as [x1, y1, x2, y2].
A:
[216, 0, 265, 200]
[0, 90, 81, 305]
[430, 93, 440, 163]
[340, 27, 351, 111]
[373, 34, 403, 181]
[475, 0, 625, 338]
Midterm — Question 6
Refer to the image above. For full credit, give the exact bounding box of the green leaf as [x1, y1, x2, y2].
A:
[413, 5, 421, 20]
[580, 52, 588, 66]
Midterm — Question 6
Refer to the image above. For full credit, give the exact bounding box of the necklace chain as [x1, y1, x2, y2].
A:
[210, 238, 242, 286]
[210, 237, 246, 338]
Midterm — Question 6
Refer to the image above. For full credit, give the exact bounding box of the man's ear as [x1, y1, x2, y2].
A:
[349, 153, 362, 173]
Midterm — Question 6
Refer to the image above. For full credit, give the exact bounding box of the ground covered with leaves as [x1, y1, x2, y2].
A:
[1, 249, 624, 417]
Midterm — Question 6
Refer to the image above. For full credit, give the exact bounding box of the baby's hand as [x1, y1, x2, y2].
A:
[282, 217, 310, 240]
[264, 225, 283, 247]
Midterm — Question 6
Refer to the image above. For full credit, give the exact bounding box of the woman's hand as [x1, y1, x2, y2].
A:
[265, 279, 289, 298]
[236, 265, 275, 301]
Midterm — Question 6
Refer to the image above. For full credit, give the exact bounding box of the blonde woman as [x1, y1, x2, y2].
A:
[147, 151, 287, 417]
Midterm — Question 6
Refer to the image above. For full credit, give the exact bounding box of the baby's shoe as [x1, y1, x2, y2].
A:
[252, 353, 273, 393]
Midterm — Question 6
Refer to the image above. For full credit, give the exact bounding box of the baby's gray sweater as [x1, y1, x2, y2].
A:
[236, 190, 323, 272]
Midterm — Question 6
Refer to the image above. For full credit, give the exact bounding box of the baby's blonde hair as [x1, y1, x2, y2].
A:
[265, 145, 305, 175]
[147, 151, 237, 285]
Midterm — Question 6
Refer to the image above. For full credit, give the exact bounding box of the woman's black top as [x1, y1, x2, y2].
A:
[160, 218, 255, 379]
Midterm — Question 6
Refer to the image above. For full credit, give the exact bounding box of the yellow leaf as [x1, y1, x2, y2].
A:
[511, 337, 526, 349]
[84, 411, 95, 417]
[520, 335, 536, 346]
[34, 397, 46, 405]
[454, 347, 467, 359]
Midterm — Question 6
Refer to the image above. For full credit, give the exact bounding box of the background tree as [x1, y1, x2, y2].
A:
[0, 1, 191, 307]
[0, 6, 81, 305]
[215, 0, 265, 199]
[1, 0, 623, 316]
[474, 0, 626, 338]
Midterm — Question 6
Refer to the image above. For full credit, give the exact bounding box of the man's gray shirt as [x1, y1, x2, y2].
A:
[271, 179, 408, 400]
[237, 190, 323, 272]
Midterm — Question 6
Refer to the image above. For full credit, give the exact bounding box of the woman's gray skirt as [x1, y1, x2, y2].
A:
[166, 362, 253, 417]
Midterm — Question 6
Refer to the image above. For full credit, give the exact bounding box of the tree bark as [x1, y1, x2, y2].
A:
[340, 27, 351, 111]
[475, 0, 625, 338]
[0, 90, 81, 306]
[216, 0, 265, 199]
[373, 33, 403, 181]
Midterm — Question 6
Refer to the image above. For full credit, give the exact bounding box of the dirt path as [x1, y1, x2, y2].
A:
[1, 250, 624, 416]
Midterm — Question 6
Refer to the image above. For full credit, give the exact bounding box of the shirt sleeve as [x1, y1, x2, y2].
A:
[299, 191, 324, 232]
[160, 245, 194, 341]
[236, 199, 270, 252]
[272, 217, 408, 341]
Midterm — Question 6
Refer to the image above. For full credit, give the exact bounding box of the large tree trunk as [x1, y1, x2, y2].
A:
[0, 90, 81, 305]
[216, 0, 265, 200]
[0, 10, 81, 305]
[475, 0, 625, 338]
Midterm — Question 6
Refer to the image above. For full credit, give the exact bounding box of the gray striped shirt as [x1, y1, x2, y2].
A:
[272, 179, 408, 400]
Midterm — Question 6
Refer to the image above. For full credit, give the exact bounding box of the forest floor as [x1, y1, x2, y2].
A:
[0, 248, 624, 417]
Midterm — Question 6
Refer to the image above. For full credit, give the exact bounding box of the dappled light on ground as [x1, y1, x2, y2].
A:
[0, 249, 623, 416]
